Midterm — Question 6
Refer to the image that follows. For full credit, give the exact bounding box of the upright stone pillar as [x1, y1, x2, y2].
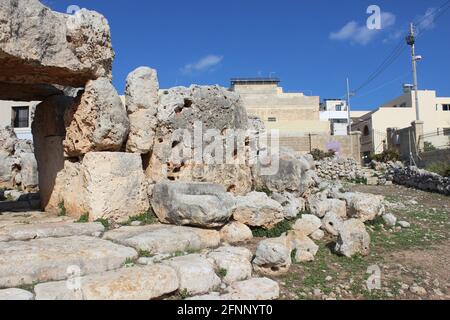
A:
[411, 121, 424, 153]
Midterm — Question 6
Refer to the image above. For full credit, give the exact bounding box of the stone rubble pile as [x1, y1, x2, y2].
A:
[0, 127, 38, 193]
[315, 157, 366, 182]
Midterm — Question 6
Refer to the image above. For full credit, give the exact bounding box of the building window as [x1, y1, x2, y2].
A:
[444, 128, 450, 136]
[443, 104, 450, 111]
[268, 117, 277, 122]
[12, 107, 29, 128]
[363, 125, 370, 136]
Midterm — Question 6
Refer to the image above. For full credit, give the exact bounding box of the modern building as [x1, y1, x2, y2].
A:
[320, 99, 349, 136]
[351, 86, 450, 158]
[0, 100, 38, 140]
[230, 78, 330, 135]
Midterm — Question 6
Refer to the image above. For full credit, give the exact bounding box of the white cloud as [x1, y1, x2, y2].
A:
[330, 12, 396, 45]
[181, 55, 224, 75]
[416, 7, 437, 32]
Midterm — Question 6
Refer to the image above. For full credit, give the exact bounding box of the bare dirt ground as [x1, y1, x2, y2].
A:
[255, 184, 450, 300]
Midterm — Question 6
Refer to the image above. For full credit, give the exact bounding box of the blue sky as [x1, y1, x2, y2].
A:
[43, 0, 450, 111]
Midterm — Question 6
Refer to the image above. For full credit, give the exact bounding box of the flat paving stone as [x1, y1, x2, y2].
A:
[0, 221, 104, 242]
[103, 224, 220, 255]
[0, 288, 34, 300]
[0, 212, 74, 228]
[0, 236, 138, 288]
[34, 264, 179, 300]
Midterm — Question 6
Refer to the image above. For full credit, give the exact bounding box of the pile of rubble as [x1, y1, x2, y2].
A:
[0, 127, 38, 193]
[315, 157, 366, 182]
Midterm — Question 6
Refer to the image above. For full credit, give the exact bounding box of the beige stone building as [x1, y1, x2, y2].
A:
[230, 78, 330, 135]
[0, 100, 38, 140]
[351, 87, 450, 158]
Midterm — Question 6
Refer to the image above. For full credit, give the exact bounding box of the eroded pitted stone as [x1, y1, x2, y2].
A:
[335, 219, 371, 258]
[207, 246, 253, 285]
[151, 182, 235, 228]
[220, 221, 253, 244]
[63, 78, 130, 157]
[0, 0, 114, 101]
[233, 192, 284, 229]
[252, 237, 291, 276]
[125, 67, 159, 154]
[341, 192, 385, 222]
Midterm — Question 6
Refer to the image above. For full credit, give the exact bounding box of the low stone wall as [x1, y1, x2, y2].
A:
[379, 162, 450, 195]
[316, 157, 365, 182]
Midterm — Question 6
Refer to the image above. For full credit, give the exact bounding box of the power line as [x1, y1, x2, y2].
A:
[350, 0, 450, 95]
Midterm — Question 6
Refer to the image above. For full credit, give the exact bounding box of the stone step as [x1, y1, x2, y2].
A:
[34, 264, 179, 300]
[103, 224, 220, 255]
[0, 221, 104, 242]
[0, 236, 137, 288]
[0, 288, 34, 300]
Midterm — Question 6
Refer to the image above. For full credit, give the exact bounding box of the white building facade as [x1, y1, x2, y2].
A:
[0, 100, 38, 140]
[320, 99, 349, 136]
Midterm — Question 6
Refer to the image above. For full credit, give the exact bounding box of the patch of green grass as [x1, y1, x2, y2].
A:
[252, 213, 302, 238]
[123, 257, 135, 267]
[58, 201, 66, 217]
[76, 212, 89, 223]
[384, 195, 402, 204]
[348, 177, 368, 185]
[122, 210, 159, 226]
[94, 218, 110, 230]
[17, 281, 41, 292]
[218, 268, 228, 279]
[138, 250, 152, 258]
[179, 288, 190, 300]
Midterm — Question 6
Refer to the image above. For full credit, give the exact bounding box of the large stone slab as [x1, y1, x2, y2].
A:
[0, 221, 104, 242]
[103, 224, 220, 255]
[34, 264, 178, 300]
[223, 278, 280, 300]
[0, 236, 137, 288]
[162, 254, 221, 295]
[206, 246, 253, 285]
[0, 288, 34, 300]
[151, 182, 235, 228]
[0, 0, 114, 101]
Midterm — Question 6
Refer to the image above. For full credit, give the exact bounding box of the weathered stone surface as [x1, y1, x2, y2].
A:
[252, 237, 291, 276]
[322, 212, 344, 236]
[0, 221, 104, 242]
[151, 182, 235, 228]
[0, 0, 114, 101]
[341, 192, 385, 222]
[0, 212, 73, 228]
[335, 219, 370, 258]
[0, 236, 138, 287]
[292, 214, 322, 236]
[307, 192, 347, 218]
[286, 231, 319, 262]
[32, 96, 72, 211]
[63, 78, 129, 157]
[223, 278, 280, 300]
[383, 213, 397, 227]
[398, 221, 411, 228]
[15, 152, 38, 191]
[103, 224, 220, 255]
[0, 126, 16, 155]
[163, 254, 221, 295]
[125, 67, 159, 153]
[34, 265, 178, 300]
[253, 148, 319, 195]
[0, 288, 34, 300]
[220, 221, 253, 244]
[145, 85, 251, 195]
[207, 246, 252, 285]
[316, 157, 365, 182]
[310, 229, 325, 241]
[272, 192, 306, 219]
[233, 192, 284, 229]
[49, 153, 149, 221]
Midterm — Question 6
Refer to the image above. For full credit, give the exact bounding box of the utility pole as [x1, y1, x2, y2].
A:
[346, 78, 352, 134]
[406, 23, 420, 121]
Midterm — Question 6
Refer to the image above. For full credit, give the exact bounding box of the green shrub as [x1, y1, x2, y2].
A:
[370, 149, 400, 163]
[427, 162, 450, 177]
[251, 214, 302, 238]
[424, 142, 437, 152]
[94, 218, 110, 230]
[77, 212, 89, 223]
[58, 201, 66, 217]
[123, 209, 159, 226]
[218, 268, 228, 279]
[311, 149, 336, 161]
